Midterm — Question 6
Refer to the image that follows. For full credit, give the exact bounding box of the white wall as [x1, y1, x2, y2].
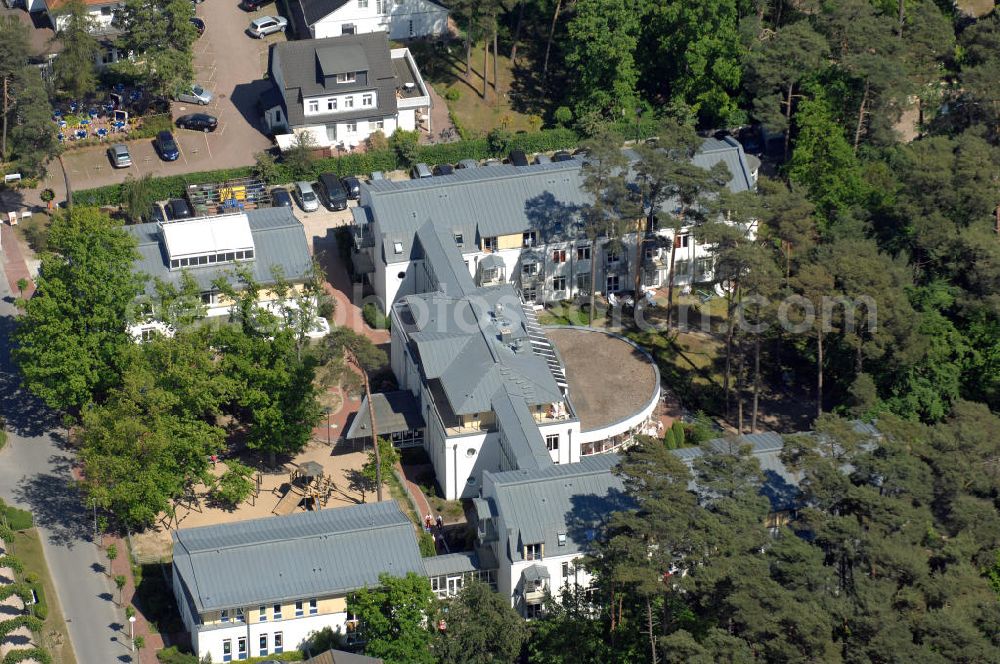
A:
[195, 612, 347, 662]
[537, 420, 581, 465]
[312, 0, 447, 39]
[508, 555, 594, 608]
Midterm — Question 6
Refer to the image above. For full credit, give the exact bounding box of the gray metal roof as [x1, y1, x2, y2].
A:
[414, 221, 476, 298]
[125, 207, 313, 297]
[344, 390, 426, 440]
[421, 551, 481, 577]
[306, 650, 384, 664]
[298, 0, 349, 24]
[172, 502, 424, 613]
[492, 390, 553, 471]
[484, 454, 631, 562]
[270, 32, 398, 128]
[522, 564, 549, 583]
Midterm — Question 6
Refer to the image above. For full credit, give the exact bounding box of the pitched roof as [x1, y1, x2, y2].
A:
[124, 207, 312, 297]
[492, 390, 553, 471]
[484, 454, 631, 562]
[269, 32, 398, 128]
[343, 390, 426, 440]
[172, 502, 425, 612]
[306, 650, 384, 664]
[298, 0, 350, 25]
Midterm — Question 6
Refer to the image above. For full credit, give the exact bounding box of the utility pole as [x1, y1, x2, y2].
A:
[2, 75, 7, 162]
[346, 349, 382, 502]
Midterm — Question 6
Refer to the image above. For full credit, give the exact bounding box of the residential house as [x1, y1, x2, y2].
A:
[264, 32, 431, 150]
[171, 502, 426, 662]
[305, 650, 384, 664]
[42, 0, 123, 66]
[288, 0, 448, 40]
[351, 136, 757, 313]
[123, 206, 324, 340]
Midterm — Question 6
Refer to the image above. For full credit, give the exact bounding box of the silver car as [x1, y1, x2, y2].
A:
[248, 15, 287, 38]
[295, 181, 319, 212]
[175, 84, 213, 105]
[107, 143, 131, 168]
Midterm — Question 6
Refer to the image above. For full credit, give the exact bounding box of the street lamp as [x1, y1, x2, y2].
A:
[324, 407, 332, 447]
[128, 615, 136, 652]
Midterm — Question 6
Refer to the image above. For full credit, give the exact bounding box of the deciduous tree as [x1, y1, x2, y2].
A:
[436, 580, 527, 664]
[348, 573, 436, 664]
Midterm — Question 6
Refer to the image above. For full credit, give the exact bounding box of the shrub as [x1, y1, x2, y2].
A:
[0, 429, 5, 452]
[443, 87, 461, 101]
[671, 420, 686, 447]
[486, 127, 512, 156]
[362, 302, 390, 331]
[156, 646, 199, 664]
[31, 602, 48, 621]
[366, 130, 389, 152]
[23, 573, 38, 585]
[418, 530, 436, 557]
[210, 460, 255, 509]
[508, 127, 579, 154]
[19, 214, 49, 253]
[554, 106, 573, 126]
[390, 129, 421, 168]
[415, 138, 489, 165]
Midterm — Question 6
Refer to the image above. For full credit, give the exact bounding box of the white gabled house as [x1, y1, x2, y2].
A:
[265, 32, 432, 150]
[289, 0, 448, 40]
[42, 0, 124, 67]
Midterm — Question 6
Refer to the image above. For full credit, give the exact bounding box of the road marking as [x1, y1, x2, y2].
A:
[179, 145, 188, 165]
[204, 131, 213, 159]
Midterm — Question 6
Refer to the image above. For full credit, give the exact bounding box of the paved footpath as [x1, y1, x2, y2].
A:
[0, 247, 132, 663]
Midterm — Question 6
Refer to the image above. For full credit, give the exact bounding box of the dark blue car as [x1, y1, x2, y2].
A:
[155, 130, 180, 161]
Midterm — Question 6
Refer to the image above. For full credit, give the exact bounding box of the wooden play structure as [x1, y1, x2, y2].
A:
[272, 461, 336, 515]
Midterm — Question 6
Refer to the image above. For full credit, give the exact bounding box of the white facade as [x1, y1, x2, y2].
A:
[310, 0, 448, 40]
[187, 609, 348, 661]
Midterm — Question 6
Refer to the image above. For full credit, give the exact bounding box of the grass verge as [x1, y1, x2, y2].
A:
[11, 528, 77, 664]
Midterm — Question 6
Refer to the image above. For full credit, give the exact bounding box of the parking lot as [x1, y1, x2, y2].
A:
[60, 0, 284, 190]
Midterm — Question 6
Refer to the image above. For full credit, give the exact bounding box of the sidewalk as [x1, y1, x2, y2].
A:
[0, 224, 35, 299]
[106, 535, 164, 664]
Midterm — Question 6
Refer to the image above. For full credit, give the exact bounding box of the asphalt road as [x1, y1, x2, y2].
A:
[0, 270, 133, 663]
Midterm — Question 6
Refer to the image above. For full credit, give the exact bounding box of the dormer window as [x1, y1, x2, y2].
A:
[337, 72, 356, 84]
[308, 100, 319, 113]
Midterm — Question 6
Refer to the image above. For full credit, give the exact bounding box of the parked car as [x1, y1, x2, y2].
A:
[176, 113, 218, 132]
[107, 143, 131, 168]
[483, 158, 502, 166]
[155, 130, 180, 161]
[341, 176, 361, 199]
[432, 163, 455, 176]
[294, 181, 319, 212]
[552, 150, 573, 162]
[455, 159, 478, 169]
[240, 0, 269, 9]
[190, 17, 205, 35]
[248, 15, 287, 38]
[317, 172, 348, 210]
[175, 84, 213, 105]
[508, 149, 529, 167]
[165, 198, 193, 220]
[150, 202, 166, 223]
[410, 162, 432, 179]
[369, 171, 385, 181]
[270, 187, 293, 208]
[534, 153, 551, 165]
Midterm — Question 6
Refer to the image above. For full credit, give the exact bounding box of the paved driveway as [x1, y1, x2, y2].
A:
[58, 0, 282, 192]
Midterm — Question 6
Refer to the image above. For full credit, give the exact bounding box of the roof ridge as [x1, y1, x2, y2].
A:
[371, 162, 582, 197]
[188, 519, 409, 554]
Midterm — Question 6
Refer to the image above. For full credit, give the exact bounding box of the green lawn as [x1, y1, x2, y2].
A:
[12, 528, 77, 664]
[407, 40, 538, 137]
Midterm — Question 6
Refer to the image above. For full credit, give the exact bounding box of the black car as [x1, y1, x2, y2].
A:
[317, 172, 348, 211]
[150, 202, 166, 223]
[270, 187, 293, 208]
[340, 176, 361, 199]
[432, 163, 455, 176]
[190, 17, 205, 35]
[552, 150, 573, 162]
[508, 149, 529, 167]
[165, 198, 193, 220]
[155, 130, 180, 161]
[176, 113, 218, 132]
[240, 0, 270, 10]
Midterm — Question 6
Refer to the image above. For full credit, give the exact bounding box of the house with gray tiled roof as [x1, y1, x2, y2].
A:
[288, 0, 447, 41]
[351, 136, 758, 313]
[264, 32, 431, 150]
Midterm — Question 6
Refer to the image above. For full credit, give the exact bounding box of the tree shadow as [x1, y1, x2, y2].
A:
[14, 471, 90, 547]
[97, 592, 114, 602]
[92, 562, 107, 575]
[563, 486, 636, 557]
[0, 314, 63, 437]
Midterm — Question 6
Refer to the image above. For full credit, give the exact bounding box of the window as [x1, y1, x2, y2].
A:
[258, 605, 266, 622]
[552, 249, 566, 263]
[375, 118, 385, 130]
[562, 561, 570, 577]
[695, 257, 714, 281]
[575, 273, 590, 293]
[576, 245, 591, 260]
[525, 603, 543, 619]
[606, 249, 620, 264]
[644, 246, 657, 260]
[235, 607, 245, 622]
[327, 98, 337, 111]
[100, 5, 112, 14]
[522, 287, 537, 303]
[552, 276, 566, 292]
[481, 267, 498, 282]
[358, 0, 367, 6]
[362, 93, 373, 106]
[337, 72, 357, 84]
[237, 636, 247, 660]
[309, 598, 318, 615]
[272, 603, 282, 620]
[259, 634, 268, 657]
[346, 122, 357, 132]
[220, 609, 229, 623]
[341, 23, 355, 34]
[408, 19, 413, 37]
[558, 533, 568, 547]
[483, 236, 498, 252]
[393, 241, 404, 254]
[295, 600, 303, 617]
[675, 234, 690, 248]
[522, 231, 537, 247]
[273, 632, 283, 654]
[308, 99, 319, 113]
[522, 262, 537, 276]
[344, 96, 355, 108]
[454, 233, 464, 246]
[525, 542, 542, 560]
[245, 249, 254, 259]
[607, 274, 620, 292]
[222, 639, 232, 663]
[546, 434, 559, 451]
[375, 0, 384, 12]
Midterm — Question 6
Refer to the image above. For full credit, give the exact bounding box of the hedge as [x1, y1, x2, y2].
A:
[157, 645, 304, 663]
[73, 127, 585, 206]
